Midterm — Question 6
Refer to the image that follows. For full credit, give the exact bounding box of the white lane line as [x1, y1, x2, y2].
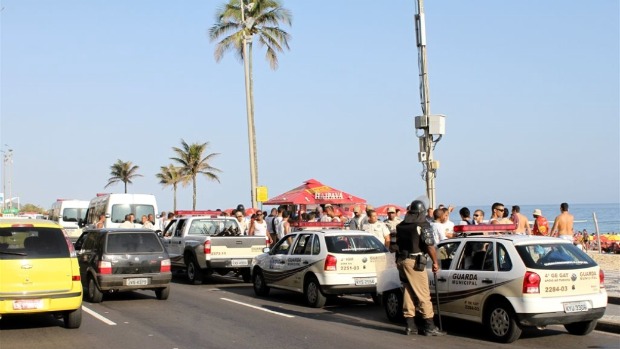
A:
[82, 305, 117, 325]
[220, 298, 295, 318]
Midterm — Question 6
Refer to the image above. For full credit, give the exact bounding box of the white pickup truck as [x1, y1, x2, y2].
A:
[162, 215, 269, 284]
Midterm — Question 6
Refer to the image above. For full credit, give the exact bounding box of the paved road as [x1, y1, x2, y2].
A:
[1, 274, 618, 349]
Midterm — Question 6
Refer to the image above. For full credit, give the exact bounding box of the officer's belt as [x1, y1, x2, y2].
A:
[407, 252, 423, 258]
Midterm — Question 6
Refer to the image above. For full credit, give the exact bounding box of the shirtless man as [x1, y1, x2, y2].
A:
[511, 205, 531, 235]
[550, 202, 574, 241]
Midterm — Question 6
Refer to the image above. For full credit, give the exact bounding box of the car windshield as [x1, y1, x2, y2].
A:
[106, 232, 164, 253]
[111, 204, 155, 224]
[516, 242, 596, 270]
[187, 219, 238, 236]
[0, 227, 70, 259]
[325, 235, 388, 254]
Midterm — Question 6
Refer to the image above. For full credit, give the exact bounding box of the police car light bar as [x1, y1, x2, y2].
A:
[454, 224, 517, 235]
[174, 210, 222, 217]
[291, 221, 344, 229]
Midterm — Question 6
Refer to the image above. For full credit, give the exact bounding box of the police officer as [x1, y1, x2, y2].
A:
[395, 199, 444, 336]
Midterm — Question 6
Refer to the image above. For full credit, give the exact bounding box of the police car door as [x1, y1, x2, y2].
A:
[262, 233, 296, 289]
[447, 240, 496, 319]
[286, 233, 318, 292]
[167, 219, 187, 266]
[432, 240, 462, 310]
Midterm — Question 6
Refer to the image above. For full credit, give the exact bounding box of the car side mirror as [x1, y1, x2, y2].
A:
[263, 247, 270, 253]
[78, 218, 85, 228]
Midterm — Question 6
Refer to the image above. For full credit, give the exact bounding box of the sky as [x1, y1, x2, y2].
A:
[0, 0, 618, 213]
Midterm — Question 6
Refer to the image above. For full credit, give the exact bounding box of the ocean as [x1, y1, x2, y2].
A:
[462, 203, 620, 234]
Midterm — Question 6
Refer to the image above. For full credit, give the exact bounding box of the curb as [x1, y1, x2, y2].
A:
[596, 319, 620, 334]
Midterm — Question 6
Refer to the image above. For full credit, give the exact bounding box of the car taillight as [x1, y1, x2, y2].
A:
[98, 261, 112, 274]
[161, 259, 171, 273]
[599, 269, 605, 289]
[324, 254, 337, 271]
[64, 234, 76, 258]
[265, 236, 270, 247]
[522, 271, 540, 294]
[72, 275, 81, 281]
[204, 240, 211, 255]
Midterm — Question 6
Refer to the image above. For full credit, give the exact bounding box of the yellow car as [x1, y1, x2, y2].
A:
[0, 219, 83, 328]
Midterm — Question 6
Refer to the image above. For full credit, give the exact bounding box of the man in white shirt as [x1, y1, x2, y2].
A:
[431, 208, 454, 242]
[363, 210, 390, 248]
[119, 214, 136, 228]
[320, 204, 336, 222]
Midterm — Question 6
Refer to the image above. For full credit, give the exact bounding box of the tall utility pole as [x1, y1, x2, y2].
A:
[2, 147, 13, 211]
[414, 0, 445, 210]
[240, 0, 259, 209]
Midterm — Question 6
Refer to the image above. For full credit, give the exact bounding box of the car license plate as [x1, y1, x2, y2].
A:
[231, 259, 249, 266]
[563, 301, 588, 313]
[13, 299, 43, 310]
[354, 277, 376, 286]
[125, 278, 149, 286]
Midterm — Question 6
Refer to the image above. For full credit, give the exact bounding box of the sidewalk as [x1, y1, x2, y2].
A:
[597, 268, 620, 333]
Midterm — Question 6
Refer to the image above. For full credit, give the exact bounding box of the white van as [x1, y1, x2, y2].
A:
[84, 193, 160, 230]
[49, 199, 89, 241]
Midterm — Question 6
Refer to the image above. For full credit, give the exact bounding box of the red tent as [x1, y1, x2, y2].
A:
[374, 204, 408, 215]
[264, 179, 366, 206]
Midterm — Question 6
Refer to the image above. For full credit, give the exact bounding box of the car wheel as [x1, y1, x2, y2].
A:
[87, 276, 103, 303]
[241, 269, 252, 283]
[155, 286, 170, 300]
[383, 289, 404, 323]
[485, 300, 522, 343]
[63, 307, 82, 329]
[564, 320, 597, 335]
[304, 276, 326, 308]
[252, 269, 270, 297]
[186, 258, 204, 285]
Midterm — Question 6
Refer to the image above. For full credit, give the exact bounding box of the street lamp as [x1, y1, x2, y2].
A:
[2, 146, 13, 212]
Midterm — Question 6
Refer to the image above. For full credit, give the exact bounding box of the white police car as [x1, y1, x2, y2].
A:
[251, 222, 390, 307]
[379, 224, 608, 343]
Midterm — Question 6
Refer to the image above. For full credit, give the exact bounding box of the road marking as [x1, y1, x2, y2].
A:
[220, 298, 295, 318]
[82, 305, 117, 325]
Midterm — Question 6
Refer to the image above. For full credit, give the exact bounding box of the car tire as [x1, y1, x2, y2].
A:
[87, 276, 103, 303]
[564, 320, 597, 335]
[304, 276, 327, 308]
[63, 307, 82, 329]
[383, 289, 404, 323]
[186, 258, 204, 285]
[155, 286, 170, 300]
[252, 269, 270, 297]
[485, 300, 522, 343]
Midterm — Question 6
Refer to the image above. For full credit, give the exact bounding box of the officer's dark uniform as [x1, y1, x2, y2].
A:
[395, 200, 444, 336]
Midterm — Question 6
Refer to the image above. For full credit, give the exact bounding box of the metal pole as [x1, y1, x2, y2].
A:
[6, 150, 12, 211]
[240, 0, 258, 209]
[415, 0, 436, 209]
[593, 212, 601, 254]
[2, 152, 6, 212]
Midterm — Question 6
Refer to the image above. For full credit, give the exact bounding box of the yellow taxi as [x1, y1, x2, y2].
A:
[0, 219, 82, 328]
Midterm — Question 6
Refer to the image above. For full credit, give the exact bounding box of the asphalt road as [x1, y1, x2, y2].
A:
[1, 273, 618, 349]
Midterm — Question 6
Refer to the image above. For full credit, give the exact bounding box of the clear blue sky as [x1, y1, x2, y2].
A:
[1, 0, 618, 212]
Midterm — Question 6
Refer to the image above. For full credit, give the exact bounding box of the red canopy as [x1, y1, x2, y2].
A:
[264, 179, 366, 206]
[374, 204, 407, 215]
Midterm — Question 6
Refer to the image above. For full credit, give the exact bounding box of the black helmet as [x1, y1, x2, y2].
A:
[236, 204, 245, 211]
[408, 200, 426, 214]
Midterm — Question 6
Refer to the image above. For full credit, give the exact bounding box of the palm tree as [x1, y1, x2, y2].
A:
[155, 165, 187, 212]
[105, 159, 142, 193]
[171, 139, 221, 210]
[209, 0, 292, 70]
[209, 0, 292, 208]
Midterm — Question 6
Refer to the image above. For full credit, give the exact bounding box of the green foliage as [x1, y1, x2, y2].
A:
[105, 159, 143, 193]
[19, 203, 46, 214]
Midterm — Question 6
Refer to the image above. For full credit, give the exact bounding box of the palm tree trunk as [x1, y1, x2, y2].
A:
[124, 181, 128, 193]
[192, 176, 197, 210]
[173, 184, 177, 212]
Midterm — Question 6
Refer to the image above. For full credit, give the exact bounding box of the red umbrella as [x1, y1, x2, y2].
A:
[264, 179, 366, 206]
[374, 204, 407, 215]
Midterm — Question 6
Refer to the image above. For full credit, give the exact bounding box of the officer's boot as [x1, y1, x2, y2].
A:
[404, 317, 417, 335]
[423, 318, 445, 336]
